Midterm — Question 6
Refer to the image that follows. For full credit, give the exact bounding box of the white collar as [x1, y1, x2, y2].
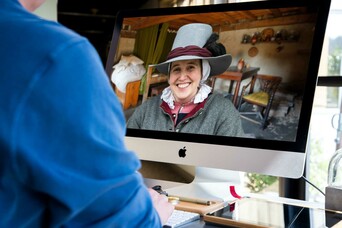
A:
[161, 84, 212, 109]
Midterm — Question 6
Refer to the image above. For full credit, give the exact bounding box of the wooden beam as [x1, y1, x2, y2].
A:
[219, 13, 317, 32]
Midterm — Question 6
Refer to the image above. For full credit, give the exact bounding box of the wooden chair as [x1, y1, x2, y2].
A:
[142, 65, 168, 102]
[237, 74, 282, 129]
[114, 80, 141, 110]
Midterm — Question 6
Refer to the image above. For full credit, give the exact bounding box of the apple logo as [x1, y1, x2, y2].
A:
[178, 146, 187, 158]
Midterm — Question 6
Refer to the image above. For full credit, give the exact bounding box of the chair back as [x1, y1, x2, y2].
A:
[238, 74, 282, 129]
[255, 74, 282, 95]
[243, 74, 282, 107]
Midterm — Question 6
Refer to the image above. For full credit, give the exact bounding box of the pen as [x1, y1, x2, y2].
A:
[168, 195, 214, 206]
[152, 185, 168, 196]
[152, 185, 214, 205]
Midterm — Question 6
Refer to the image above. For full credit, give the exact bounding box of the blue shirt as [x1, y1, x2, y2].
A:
[0, 0, 161, 227]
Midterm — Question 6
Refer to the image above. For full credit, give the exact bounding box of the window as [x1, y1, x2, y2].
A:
[307, 0, 342, 202]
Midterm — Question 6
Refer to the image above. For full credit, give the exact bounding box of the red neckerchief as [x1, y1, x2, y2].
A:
[160, 95, 210, 126]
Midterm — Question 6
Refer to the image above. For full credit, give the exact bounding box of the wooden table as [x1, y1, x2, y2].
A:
[210, 66, 260, 107]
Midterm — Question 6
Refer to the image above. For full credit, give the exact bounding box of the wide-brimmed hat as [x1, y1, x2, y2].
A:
[153, 23, 232, 76]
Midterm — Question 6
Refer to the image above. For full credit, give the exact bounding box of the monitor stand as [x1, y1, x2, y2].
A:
[144, 166, 244, 204]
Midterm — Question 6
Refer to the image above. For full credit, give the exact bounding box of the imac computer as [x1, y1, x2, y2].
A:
[105, 0, 331, 202]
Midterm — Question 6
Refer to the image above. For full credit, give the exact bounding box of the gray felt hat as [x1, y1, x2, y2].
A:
[153, 23, 232, 76]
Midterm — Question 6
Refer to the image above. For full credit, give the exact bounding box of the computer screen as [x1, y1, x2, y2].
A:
[105, 0, 330, 200]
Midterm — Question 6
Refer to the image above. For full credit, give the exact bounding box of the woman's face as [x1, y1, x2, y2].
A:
[169, 59, 202, 104]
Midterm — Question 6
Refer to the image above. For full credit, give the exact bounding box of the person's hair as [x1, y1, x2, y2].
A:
[200, 59, 203, 80]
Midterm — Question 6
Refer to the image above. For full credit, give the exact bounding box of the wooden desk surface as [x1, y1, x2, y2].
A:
[217, 66, 260, 80]
[181, 195, 337, 228]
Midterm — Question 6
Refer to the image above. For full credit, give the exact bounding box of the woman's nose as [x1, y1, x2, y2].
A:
[179, 70, 188, 79]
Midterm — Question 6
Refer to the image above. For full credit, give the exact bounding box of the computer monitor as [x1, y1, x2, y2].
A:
[105, 0, 331, 201]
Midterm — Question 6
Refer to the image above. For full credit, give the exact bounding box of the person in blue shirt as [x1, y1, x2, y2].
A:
[0, 0, 174, 226]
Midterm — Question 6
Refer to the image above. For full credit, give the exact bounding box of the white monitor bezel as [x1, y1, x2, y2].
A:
[106, 0, 331, 179]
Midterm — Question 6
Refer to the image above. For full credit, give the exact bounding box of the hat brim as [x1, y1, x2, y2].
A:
[152, 54, 232, 77]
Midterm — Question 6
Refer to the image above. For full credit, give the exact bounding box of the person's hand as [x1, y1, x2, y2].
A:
[148, 188, 174, 225]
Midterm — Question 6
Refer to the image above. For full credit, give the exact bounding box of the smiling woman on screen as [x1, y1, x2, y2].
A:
[127, 23, 244, 137]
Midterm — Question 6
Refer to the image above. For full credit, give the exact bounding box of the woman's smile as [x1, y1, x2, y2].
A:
[177, 82, 191, 89]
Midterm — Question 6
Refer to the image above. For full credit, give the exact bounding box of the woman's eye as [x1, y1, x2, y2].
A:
[171, 68, 180, 73]
[187, 65, 196, 71]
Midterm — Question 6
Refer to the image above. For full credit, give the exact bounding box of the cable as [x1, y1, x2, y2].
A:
[301, 175, 325, 196]
[285, 176, 325, 227]
[287, 207, 305, 228]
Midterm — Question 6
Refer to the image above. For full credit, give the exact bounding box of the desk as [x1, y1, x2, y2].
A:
[178, 194, 342, 227]
[210, 66, 260, 107]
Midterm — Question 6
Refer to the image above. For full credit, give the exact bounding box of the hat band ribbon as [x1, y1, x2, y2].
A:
[167, 45, 212, 60]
